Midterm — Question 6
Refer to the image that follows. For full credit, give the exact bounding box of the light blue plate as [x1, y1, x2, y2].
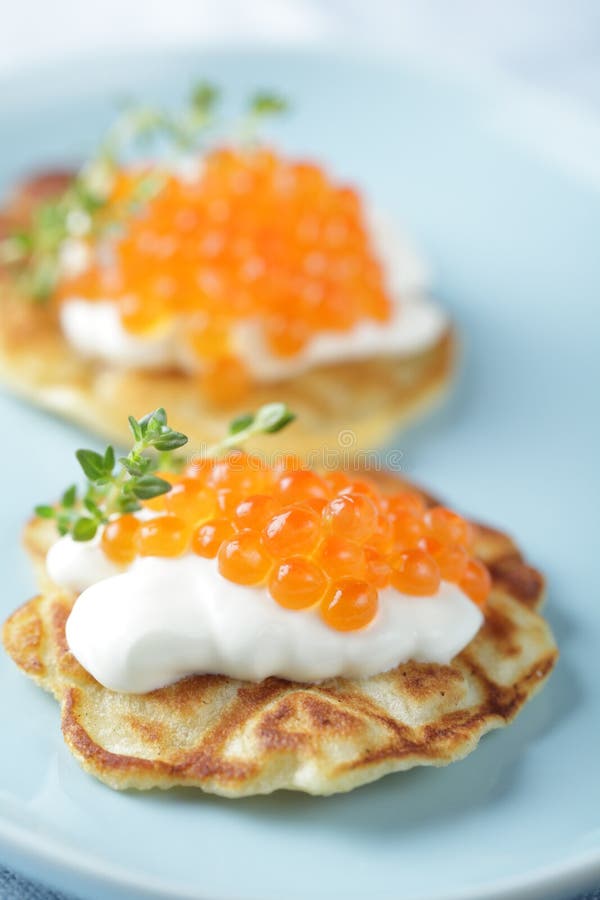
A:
[0, 46, 598, 900]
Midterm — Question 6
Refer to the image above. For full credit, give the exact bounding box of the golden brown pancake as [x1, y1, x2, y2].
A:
[0, 173, 455, 454]
[3, 475, 557, 797]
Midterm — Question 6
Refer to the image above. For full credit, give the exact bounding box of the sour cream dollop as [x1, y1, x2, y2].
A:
[47, 534, 483, 693]
[58, 214, 447, 380]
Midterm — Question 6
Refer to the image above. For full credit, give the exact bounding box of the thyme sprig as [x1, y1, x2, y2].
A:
[0, 171, 163, 302]
[1, 82, 288, 303]
[35, 402, 295, 541]
[35, 408, 187, 540]
[209, 402, 296, 457]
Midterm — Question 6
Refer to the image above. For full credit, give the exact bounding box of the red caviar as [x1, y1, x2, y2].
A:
[316, 535, 367, 581]
[263, 505, 321, 558]
[365, 548, 392, 589]
[98, 457, 492, 630]
[459, 558, 492, 608]
[217, 530, 273, 585]
[269, 557, 328, 610]
[58, 148, 393, 405]
[191, 517, 236, 558]
[425, 506, 472, 549]
[422, 538, 469, 583]
[165, 478, 216, 525]
[137, 514, 190, 557]
[101, 514, 140, 565]
[391, 549, 441, 596]
[234, 494, 278, 530]
[391, 510, 426, 550]
[320, 578, 378, 631]
[323, 492, 378, 543]
[274, 469, 330, 505]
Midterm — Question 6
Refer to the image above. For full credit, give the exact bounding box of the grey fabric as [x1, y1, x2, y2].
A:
[0, 868, 73, 899]
[1, 864, 599, 900]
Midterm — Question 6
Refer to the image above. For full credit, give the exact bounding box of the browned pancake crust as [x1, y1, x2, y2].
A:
[3, 476, 557, 796]
[0, 173, 455, 454]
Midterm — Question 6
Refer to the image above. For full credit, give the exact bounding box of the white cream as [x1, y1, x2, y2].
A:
[59, 298, 178, 369]
[47, 532, 121, 594]
[48, 534, 483, 694]
[58, 214, 447, 381]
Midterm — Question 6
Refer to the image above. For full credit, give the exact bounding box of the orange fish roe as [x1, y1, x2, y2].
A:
[264, 505, 322, 558]
[99, 458, 492, 630]
[57, 148, 392, 402]
[234, 494, 277, 530]
[384, 489, 427, 517]
[320, 578, 379, 631]
[274, 469, 330, 505]
[425, 506, 473, 549]
[325, 471, 352, 494]
[459, 558, 492, 608]
[269, 557, 328, 610]
[422, 538, 469, 583]
[317, 535, 368, 581]
[206, 452, 268, 495]
[101, 514, 140, 565]
[191, 518, 236, 558]
[365, 548, 392, 589]
[322, 492, 378, 543]
[390, 510, 426, 550]
[217, 530, 273, 585]
[390, 549, 441, 596]
[165, 478, 216, 525]
[137, 514, 189, 557]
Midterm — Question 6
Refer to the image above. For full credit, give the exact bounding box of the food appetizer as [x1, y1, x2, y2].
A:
[3, 404, 557, 796]
[0, 85, 454, 453]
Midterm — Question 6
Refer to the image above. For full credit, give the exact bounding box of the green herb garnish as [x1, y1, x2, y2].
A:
[36, 402, 295, 541]
[1, 81, 288, 304]
[207, 402, 296, 457]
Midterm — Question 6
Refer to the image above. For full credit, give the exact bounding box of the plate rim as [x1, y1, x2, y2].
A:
[0, 40, 598, 900]
[2, 809, 600, 900]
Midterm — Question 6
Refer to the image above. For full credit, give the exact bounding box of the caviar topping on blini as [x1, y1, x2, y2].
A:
[35, 403, 492, 633]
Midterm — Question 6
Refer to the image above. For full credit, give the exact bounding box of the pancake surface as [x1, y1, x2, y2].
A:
[3, 475, 557, 797]
[0, 174, 454, 454]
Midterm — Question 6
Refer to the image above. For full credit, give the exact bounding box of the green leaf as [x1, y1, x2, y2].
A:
[104, 445, 115, 473]
[61, 484, 77, 508]
[119, 456, 147, 477]
[83, 497, 104, 519]
[139, 408, 167, 435]
[34, 504, 56, 519]
[152, 431, 188, 451]
[191, 82, 220, 115]
[30, 258, 59, 302]
[72, 517, 98, 541]
[254, 402, 296, 433]
[118, 496, 142, 514]
[72, 181, 106, 213]
[76, 448, 108, 481]
[128, 415, 142, 441]
[131, 475, 173, 500]
[265, 409, 296, 433]
[249, 92, 288, 116]
[229, 413, 254, 435]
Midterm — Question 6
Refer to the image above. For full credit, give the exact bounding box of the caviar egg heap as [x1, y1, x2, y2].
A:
[5, 84, 446, 406]
[39, 405, 489, 693]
